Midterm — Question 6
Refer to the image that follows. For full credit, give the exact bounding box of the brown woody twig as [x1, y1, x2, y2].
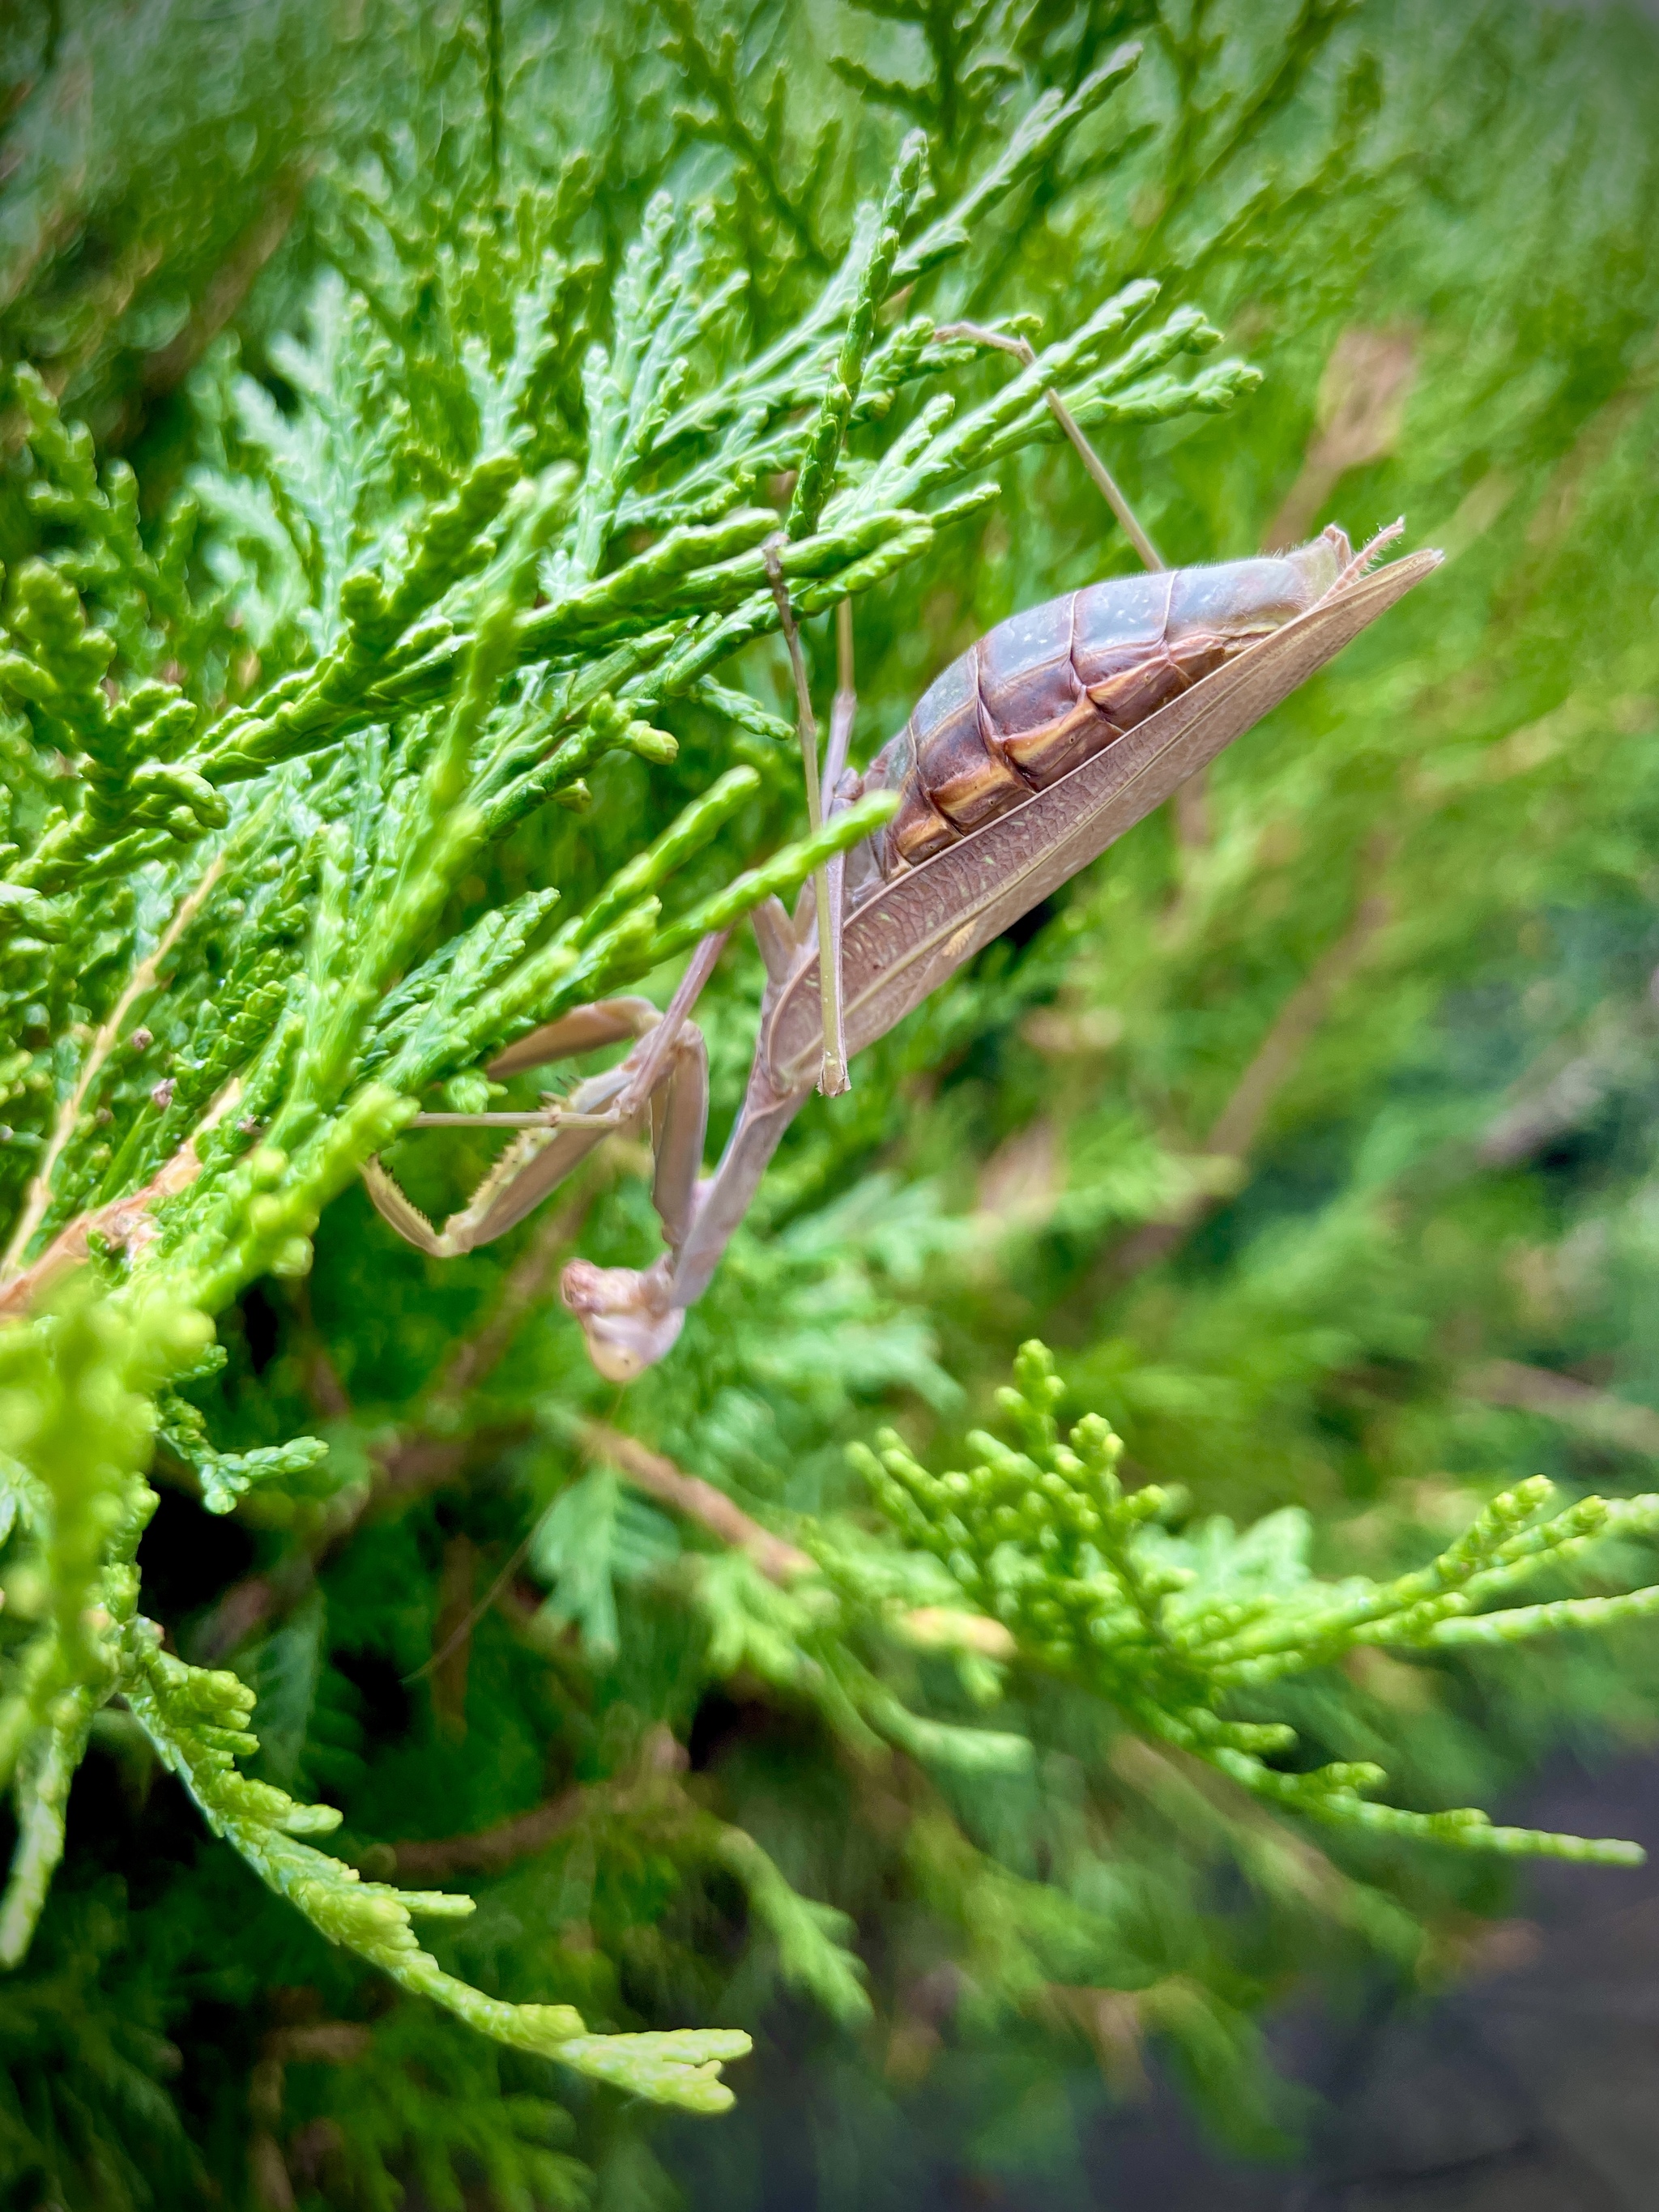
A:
[1460, 1359, 1659, 1458]
[2, 854, 225, 1282]
[579, 1419, 812, 1583]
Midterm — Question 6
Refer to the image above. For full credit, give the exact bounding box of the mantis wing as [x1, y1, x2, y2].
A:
[763, 548, 1443, 1088]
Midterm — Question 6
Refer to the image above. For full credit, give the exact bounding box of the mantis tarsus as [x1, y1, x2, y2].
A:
[365, 379, 1441, 1379]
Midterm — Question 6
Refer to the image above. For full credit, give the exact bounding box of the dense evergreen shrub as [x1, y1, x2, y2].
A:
[3, 2, 1659, 2202]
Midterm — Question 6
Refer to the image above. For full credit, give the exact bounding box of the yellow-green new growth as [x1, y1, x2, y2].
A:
[122, 1631, 750, 2113]
[855, 1341, 1657, 1868]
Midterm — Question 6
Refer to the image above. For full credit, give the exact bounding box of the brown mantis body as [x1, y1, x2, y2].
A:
[365, 511, 1439, 1379]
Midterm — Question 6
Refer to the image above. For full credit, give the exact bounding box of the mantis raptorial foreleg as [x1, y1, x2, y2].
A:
[363, 578, 869, 1328]
[562, 1040, 816, 1378]
[363, 931, 728, 1261]
[561, 607, 854, 1375]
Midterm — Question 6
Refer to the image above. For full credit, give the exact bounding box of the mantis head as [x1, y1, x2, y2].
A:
[561, 1255, 685, 1381]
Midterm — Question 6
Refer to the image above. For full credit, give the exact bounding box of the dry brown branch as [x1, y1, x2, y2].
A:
[1040, 1982, 1153, 2095]
[0, 1075, 240, 1320]
[1524, 330, 1659, 555]
[432, 1182, 602, 1404]
[374, 1434, 475, 1497]
[415, 1414, 1016, 1694]
[188, 1428, 514, 1669]
[1172, 768, 1211, 860]
[1206, 889, 1392, 1162]
[389, 1786, 587, 1881]
[43, 239, 166, 403]
[249, 2014, 369, 2212]
[387, 1726, 691, 1881]
[203, 1172, 994, 1677]
[1460, 1359, 1659, 1457]
[430, 1533, 478, 1740]
[1474, 1016, 1640, 1170]
[142, 171, 305, 394]
[192, 1571, 286, 1667]
[283, 1273, 353, 1421]
[1265, 326, 1418, 552]
[6, 164, 304, 445]
[190, 1473, 374, 1666]
[580, 1420, 813, 1583]
[2, 853, 224, 1280]
[563, 1428, 1017, 1663]
[0, 61, 92, 323]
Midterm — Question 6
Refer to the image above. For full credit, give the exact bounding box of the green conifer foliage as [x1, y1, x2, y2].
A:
[2, 1, 1659, 2203]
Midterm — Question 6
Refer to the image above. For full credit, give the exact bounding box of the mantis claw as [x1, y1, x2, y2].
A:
[362, 1153, 464, 1258]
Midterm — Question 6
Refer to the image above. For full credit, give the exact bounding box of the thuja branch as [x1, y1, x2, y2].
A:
[123, 1629, 749, 2112]
[857, 1342, 1659, 1869]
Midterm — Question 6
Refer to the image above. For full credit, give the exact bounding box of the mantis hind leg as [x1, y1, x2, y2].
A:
[933, 322, 1165, 575]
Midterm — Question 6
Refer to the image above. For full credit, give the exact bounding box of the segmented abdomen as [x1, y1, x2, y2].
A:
[851, 550, 1341, 883]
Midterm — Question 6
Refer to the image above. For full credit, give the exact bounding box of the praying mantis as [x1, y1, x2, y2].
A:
[364, 346, 1441, 1379]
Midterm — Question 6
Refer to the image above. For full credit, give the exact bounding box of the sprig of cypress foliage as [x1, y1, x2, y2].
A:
[855, 1340, 1656, 1868]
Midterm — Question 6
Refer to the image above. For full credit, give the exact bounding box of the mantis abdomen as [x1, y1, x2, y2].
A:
[764, 526, 1439, 1093]
[850, 526, 1354, 886]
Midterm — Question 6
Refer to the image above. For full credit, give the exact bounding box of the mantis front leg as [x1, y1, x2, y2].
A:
[561, 1040, 817, 1379]
[364, 932, 727, 1280]
[365, 597, 871, 1382]
[563, 607, 864, 1379]
[564, 555, 930, 1366]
